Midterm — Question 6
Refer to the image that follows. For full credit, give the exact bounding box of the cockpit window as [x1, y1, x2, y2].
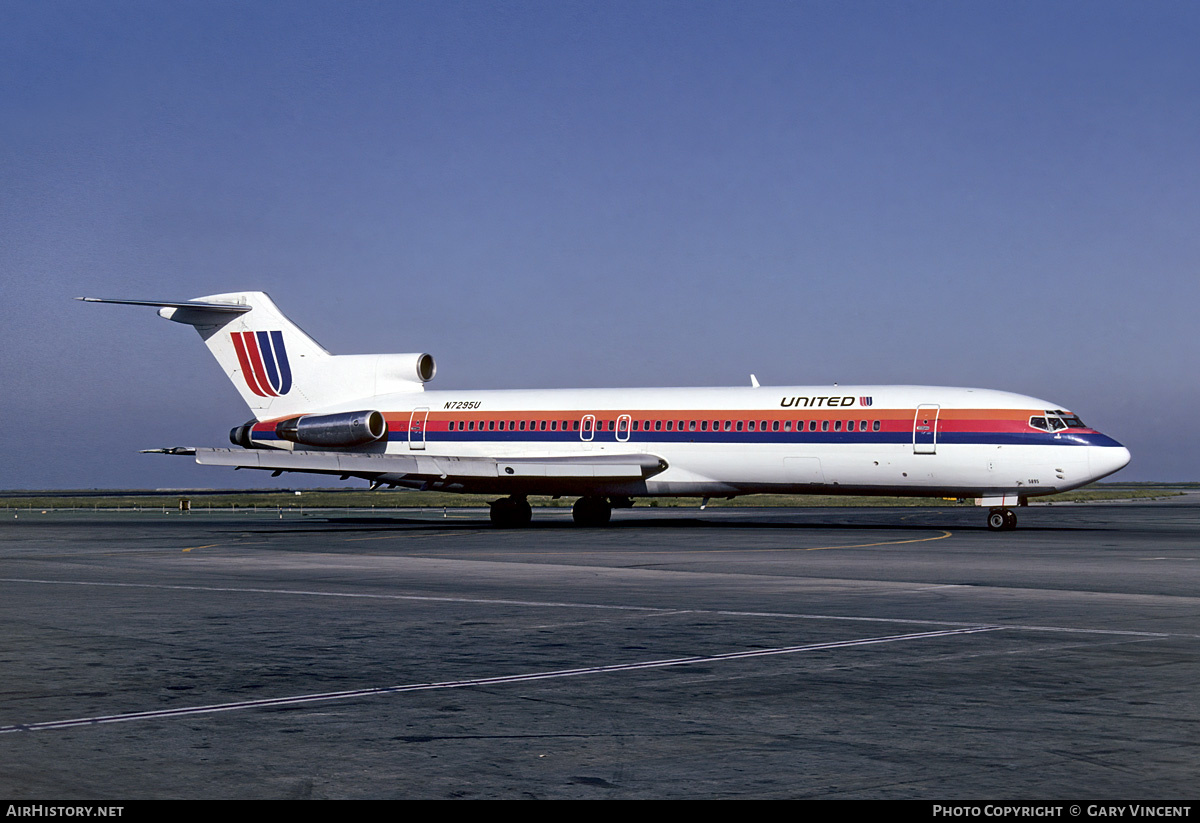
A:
[1053, 410, 1086, 428]
[1030, 411, 1087, 432]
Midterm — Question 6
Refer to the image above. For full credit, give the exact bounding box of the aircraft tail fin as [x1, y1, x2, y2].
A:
[79, 292, 435, 420]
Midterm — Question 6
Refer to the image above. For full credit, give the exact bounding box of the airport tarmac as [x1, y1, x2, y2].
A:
[2, 501, 1197, 799]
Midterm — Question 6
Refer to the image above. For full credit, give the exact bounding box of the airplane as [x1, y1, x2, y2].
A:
[80, 291, 1130, 530]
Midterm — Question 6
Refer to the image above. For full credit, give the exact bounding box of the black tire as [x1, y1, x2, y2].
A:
[987, 510, 1006, 531]
[488, 501, 510, 527]
[572, 496, 612, 527]
[490, 497, 532, 528]
[514, 500, 532, 527]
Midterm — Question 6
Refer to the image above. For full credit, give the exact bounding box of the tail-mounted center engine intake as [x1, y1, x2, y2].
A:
[274, 410, 388, 447]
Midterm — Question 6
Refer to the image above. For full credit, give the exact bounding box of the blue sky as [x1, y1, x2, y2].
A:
[1, 1, 1196, 487]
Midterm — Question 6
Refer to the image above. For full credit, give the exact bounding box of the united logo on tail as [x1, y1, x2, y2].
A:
[230, 330, 292, 397]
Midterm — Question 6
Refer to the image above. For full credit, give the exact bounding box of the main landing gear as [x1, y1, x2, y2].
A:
[572, 496, 612, 527]
[489, 496, 532, 528]
[987, 508, 1017, 531]
[488, 495, 618, 527]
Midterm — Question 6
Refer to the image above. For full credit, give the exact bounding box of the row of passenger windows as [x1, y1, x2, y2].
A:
[445, 418, 884, 433]
[448, 419, 576, 432]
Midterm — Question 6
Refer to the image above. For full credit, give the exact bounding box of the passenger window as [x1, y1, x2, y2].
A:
[736, 421, 744, 432]
[689, 420, 697, 432]
[747, 421, 755, 432]
[772, 420, 780, 432]
[654, 420, 663, 431]
[834, 420, 842, 432]
[809, 420, 817, 432]
[872, 420, 880, 432]
[821, 420, 829, 432]
[846, 420, 854, 432]
[724, 420, 732, 431]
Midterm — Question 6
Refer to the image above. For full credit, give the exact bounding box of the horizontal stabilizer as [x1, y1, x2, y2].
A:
[77, 297, 250, 314]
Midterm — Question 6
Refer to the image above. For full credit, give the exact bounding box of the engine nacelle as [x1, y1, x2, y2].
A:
[274, 410, 388, 448]
[229, 421, 258, 449]
[316, 352, 437, 396]
[405, 353, 437, 384]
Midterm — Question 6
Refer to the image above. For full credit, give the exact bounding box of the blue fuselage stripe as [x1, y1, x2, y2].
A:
[378, 431, 1122, 447]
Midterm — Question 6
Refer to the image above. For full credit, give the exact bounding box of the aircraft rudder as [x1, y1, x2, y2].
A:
[186, 292, 329, 418]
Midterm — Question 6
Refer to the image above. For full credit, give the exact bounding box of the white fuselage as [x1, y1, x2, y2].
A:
[255, 383, 1131, 500]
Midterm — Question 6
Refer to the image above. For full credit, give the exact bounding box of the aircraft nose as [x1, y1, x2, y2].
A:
[1089, 444, 1131, 481]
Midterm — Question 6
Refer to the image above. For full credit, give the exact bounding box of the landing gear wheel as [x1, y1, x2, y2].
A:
[572, 496, 612, 527]
[987, 508, 1017, 531]
[489, 496, 532, 528]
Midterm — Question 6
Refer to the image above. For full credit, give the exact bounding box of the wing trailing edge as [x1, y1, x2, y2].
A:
[182, 448, 668, 493]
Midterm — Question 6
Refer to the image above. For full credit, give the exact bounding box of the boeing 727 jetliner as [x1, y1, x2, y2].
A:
[82, 292, 1130, 530]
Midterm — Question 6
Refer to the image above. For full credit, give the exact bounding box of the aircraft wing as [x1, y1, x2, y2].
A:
[167, 448, 668, 494]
